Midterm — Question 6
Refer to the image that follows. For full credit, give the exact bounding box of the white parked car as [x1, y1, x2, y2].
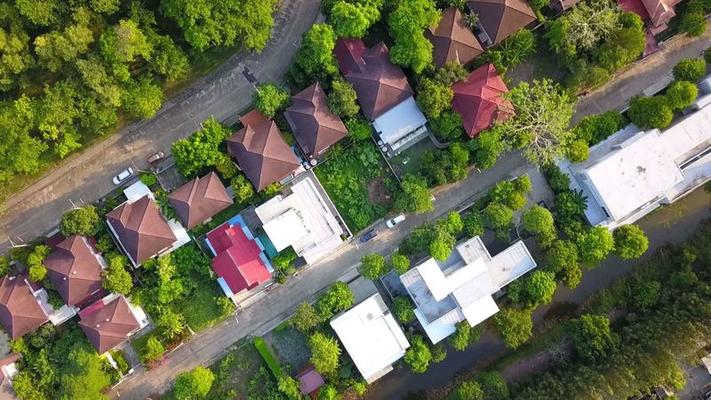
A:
[386, 214, 406, 228]
[112, 167, 134, 185]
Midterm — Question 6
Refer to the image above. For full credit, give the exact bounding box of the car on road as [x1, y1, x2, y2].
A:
[112, 167, 134, 185]
[360, 229, 377, 243]
[386, 214, 406, 228]
[146, 151, 165, 165]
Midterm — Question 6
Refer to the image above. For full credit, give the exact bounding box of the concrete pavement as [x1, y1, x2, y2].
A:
[0, 0, 321, 252]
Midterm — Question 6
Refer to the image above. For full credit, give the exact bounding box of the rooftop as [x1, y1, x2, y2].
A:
[426, 7, 484, 68]
[451, 64, 513, 138]
[44, 235, 105, 308]
[0, 276, 48, 339]
[168, 172, 233, 229]
[466, 0, 536, 45]
[78, 294, 143, 354]
[330, 293, 410, 383]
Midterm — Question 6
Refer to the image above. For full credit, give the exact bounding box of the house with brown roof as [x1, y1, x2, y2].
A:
[466, 0, 536, 46]
[44, 235, 106, 309]
[227, 110, 303, 191]
[284, 83, 347, 161]
[452, 64, 513, 138]
[78, 294, 148, 354]
[426, 8, 485, 68]
[168, 172, 233, 230]
[0, 276, 49, 339]
[106, 194, 178, 267]
[334, 39, 428, 156]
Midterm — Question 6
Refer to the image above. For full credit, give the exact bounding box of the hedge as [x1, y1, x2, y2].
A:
[253, 337, 284, 378]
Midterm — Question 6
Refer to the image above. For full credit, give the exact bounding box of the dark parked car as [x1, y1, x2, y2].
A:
[146, 151, 166, 165]
[360, 229, 378, 243]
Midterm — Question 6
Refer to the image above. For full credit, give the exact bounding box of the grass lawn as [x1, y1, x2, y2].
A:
[315, 140, 397, 232]
[389, 138, 439, 178]
[176, 278, 234, 332]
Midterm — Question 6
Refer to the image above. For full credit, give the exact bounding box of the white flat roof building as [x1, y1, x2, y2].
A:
[372, 96, 428, 157]
[401, 236, 537, 344]
[255, 176, 344, 264]
[330, 293, 410, 383]
[559, 96, 711, 229]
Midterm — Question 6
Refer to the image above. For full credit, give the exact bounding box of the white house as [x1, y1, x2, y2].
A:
[330, 293, 410, 383]
[559, 97, 711, 230]
[400, 236, 537, 344]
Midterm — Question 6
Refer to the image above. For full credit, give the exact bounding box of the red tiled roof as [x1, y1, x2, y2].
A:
[44, 235, 104, 307]
[426, 8, 484, 68]
[334, 39, 414, 120]
[466, 0, 536, 45]
[452, 64, 513, 138]
[0, 276, 48, 339]
[284, 83, 347, 158]
[168, 172, 233, 229]
[226, 120, 301, 191]
[79, 295, 140, 354]
[207, 223, 271, 295]
[106, 195, 177, 266]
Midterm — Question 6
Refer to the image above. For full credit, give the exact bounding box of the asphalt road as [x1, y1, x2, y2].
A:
[0, 0, 321, 252]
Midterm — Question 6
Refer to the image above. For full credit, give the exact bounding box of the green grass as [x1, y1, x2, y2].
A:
[130, 333, 152, 359]
[253, 337, 284, 379]
[175, 278, 234, 332]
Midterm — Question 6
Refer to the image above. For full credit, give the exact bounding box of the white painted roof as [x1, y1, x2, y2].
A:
[372, 96, 427, 147]
[459, 295, 500, 327]
[123, 181, 152, 202]
[413, 308, 459, 344]
[330, 294, 410, 383]
[416, 258, 488, 302]
[255, 177, 343, 263]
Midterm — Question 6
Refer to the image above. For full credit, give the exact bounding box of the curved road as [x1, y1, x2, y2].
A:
[0, 0, 321, 252]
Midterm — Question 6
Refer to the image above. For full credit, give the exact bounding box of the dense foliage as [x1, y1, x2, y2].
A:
[387, 0, 441, 73]
[59, 205, 100, 237]
[171, 117, 232, 178]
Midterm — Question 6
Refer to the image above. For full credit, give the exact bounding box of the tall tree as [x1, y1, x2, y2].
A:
[388, 0, 440, 72]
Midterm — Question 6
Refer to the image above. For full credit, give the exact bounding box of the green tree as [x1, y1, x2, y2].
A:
[577, 226, 615, 264]
[147, 32, 189, 82]
[673, 57, 706, 81]
[483, 203, 513, 233]
[391, 252, 411, 274]
[60, 205, 100, 237]
[58, 347, 112, 399]
[452, 380, 485, 400]
[330, 0, 381, 38]
[254, 83, 290, 118]
[628, 95, 674, 129]
[28, 264, 47, 283]
[450, 321, 481, 351]
[15, 0, 60, 26]
[469, 127, 507, 169]
[388, 0, 440, 73]
[463, 211, 485, 238]
[327, 79, 360, 117]
[404, 335, 432, 373]
[231, 174, 255, 202]
[429, 110, 465, 142]
[393, 296, 416, 323]
[100, 19, 152, 68]
[278, 375, 303, 400]
[173, 366, 215, 400]
[33, 13, 94, 72]
[26, 245, 49, 283]
[157, 308, 186, 341]
[291, 302, 321, 333]
[102, 254, 133, 295]
[416, 77, 454, 119]
[508, 270, 557, 307]
[360, 253, 388, 280]
[141, 335, 165, 364]
[566, 139, 589, 163]
[294, 23, 339, 79]
[476, 372, 509, 400]
[172, 117, 231, 177]
[345, 116, 372, 140]
[309, 332, 342, 374]
[122, 79, 164, 119]
[499, 79, 575, 166]
[316, 282, 355, 320]
[318, 384, 340, 400]
[521, 205, 556, 247]
[573, 111, 627, 145]
[0, 256, 8, 278]
[429, 230, 455, 261]
[613, 224, 649, 259]
[395, 174, 434, 213]
[545, 239, 579, 275]
[163, 0, 279, 51]
[664, 80, 698, 111]
[679, 7, 707, 36]
[628, 278, 661, 311]
[494, 308, 533, 349]
[569, 314, 617, 362]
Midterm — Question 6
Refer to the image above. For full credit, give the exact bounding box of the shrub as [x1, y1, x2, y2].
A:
[463, 211, 485, 238]
[573, 111, 627, 144]
[0, 256, 8, 278]
[393, 296, 416, 323]
[672, 58, 706, 82]
[452, 380, 485, 400]
[577, 226, 615, 264]
[664, 80, 698, 111]
[28, 264, 47, 282]
[291, 302, 321, 333]
[613, 224, 649, 259]
[404, 335, 432, 373]
[494, 308, 533, 349]
[254, 83, 290, 117]
[569, 314, 617, 362]
[173, 366, 215, 400]
[139, 173, 158, 187]
[508, 270, 557, 307]
[309, 332, 341, 374]
[231, 174, 254, 203]
[360, 253, 388, 280]
[60, 205, 100, 236]
[328, 79, 359, 118]
[566, 139, 589, 162]
[391, 252, 411, 274]
[141, 335, 165, 364]
[627, 95, 673, 129]
[476, 372, 509, 400]
[344, 116, 372, 140]
[157, 309, 187, 341]
[429, 110, 465, 142]
[434, 61, 468, 84]
[544, 165, 570, 193]
[254, 337, 283, 378]
[450, 321, 481, 351]
[316, 282, 355, 320]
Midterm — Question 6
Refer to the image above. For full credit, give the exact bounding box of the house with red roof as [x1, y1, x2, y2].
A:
[426, 8, 484, 68]
[168, 172, 233, 230]
[78, 293, 148, 354]
[44, 235, 106, 309]
[451, 64, 513, 138]
[205, 214, 273, 302]
[0, 276, 49, 339]
[334, 39, 428, 157]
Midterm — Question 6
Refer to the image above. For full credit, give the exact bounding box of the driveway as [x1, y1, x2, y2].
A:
[0, 0, 321, 252]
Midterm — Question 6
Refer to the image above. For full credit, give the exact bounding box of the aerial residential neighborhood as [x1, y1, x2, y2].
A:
[0, 0, 709, 400]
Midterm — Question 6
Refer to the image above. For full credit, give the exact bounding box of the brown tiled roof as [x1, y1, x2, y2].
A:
[106, 195, 177, 266]
[0, 276, 48, 339]
[466, 0, 536, 45]
[168, 172, 233, 229]
[334, 39, 414, 120]
[79, 295, 140, 354]
[426, 8, 485, 68]
[452, 63, 513, 138]
[44, 235, 104, 307]
[226, 120, 300, 191]
[284, 83, 348, 158]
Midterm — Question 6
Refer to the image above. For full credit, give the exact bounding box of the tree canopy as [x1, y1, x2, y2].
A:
[60, 205, 100, 237]
[173, 366, 215, 400]
[360, 253, 388, 279]
[613, 224, 649, 260]
[404, 334, 432, 373]
[388, 0, 440, 73]
[495, 308, 533, 349]
[253, 83, 290, 118]
[309, 332, 342, 375]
